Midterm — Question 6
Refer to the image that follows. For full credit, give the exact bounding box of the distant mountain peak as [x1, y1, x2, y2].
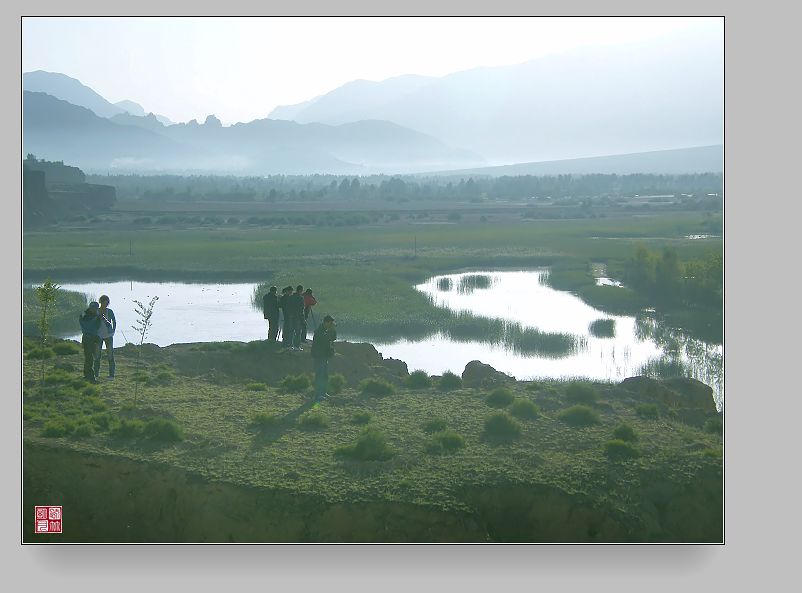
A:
[204, 115, 222, 127]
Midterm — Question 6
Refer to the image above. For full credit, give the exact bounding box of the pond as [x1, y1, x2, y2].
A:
[47, 270, 723, 410]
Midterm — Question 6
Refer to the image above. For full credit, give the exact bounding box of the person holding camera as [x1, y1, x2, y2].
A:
[94, 294, 117, 380]
[79, 301, 101, 383]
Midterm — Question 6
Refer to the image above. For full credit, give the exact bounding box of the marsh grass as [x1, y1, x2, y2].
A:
[635, 404, 660, 420]
[589, 319, 616, 338]
[246, 382, 268, 391]
[458, 274, 493, 293]
[564, 382, 600, 405]
[425, 429, 465, 455]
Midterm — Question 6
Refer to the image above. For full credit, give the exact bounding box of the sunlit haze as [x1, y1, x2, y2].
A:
[22, 16, 720, 125]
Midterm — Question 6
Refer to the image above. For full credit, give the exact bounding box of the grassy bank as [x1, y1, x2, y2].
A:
[22, 336, 722, 541]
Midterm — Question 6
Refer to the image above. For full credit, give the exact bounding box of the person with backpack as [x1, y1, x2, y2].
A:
[93, 294, 117, 380]
[310, 315, 337, 402]
[302, 288, 317, 342]
[79, 301, 101, 383]
[262, 286, 280, 341]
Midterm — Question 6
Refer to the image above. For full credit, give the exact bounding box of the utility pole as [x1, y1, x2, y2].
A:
[414, 235, 417, 258]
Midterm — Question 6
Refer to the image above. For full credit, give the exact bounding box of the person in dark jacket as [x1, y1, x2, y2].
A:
[310, 315, 337, 402]
[279, 286, 293, 347]
[262, 286, 279, 341]
[287, 285, 306, 349]
[79, 301, 101, 383]
[94, 294, 117, 380]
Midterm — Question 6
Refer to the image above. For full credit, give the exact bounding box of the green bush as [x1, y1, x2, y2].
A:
[704, 416, 723, 435]
[486, 387, 515, 408]
[351, 411, 372, 425]
[359, 378, 395, 397]
[564, 382, 600, 404]
[279, 374, 311, 393]
[298, 410, 329, 430]
[250, 411, 278, 428]
[246, 382, 268, 391]
[89, 412, 113, 432]
[426, 429, 466, 455]
[612, 423, 638, 442]
[146, 370, 175, 387]
[83, 397, 108, 412]
[110, 418, 146, 439]
[423, 418, 448, 433]
[557, 405, 601, 427]
[26, 347, 54, 360]
[636, 403, 660, 420]
[509, 398, 541, 419]
[43, 370, 72, 385]
[589, 319, 616, 338]
[82, 385, 101, 397]
[406, 370, 432, 390]
[483, 412, 522, 441]
[604, 439, 640, 460]
[52, 342, 80, 355]
[335, 427, 395, 461]
[438, 371, 463, 391]
[42, 418, 75, 437]
[73, 423, 94, 438]
[144, 418, 184, 443]
[328, 373, 347, 395]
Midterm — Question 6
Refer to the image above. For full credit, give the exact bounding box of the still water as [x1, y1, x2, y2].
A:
[54, 271, 722, 409]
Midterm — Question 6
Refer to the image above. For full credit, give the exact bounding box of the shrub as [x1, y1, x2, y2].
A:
[82, 385, 101, 397]
[246, 382, 268, 391]
[426, 430, 466, 455]
[635, 404, 660, 420]
[335, 427, 395, 461]
[279, 374, 311, 393]
[52, 342, 80, 355]
[486, 387, 515, 408]
[73, 423, 94, 438]
[89, 412, 113, 432]
[557, 405, 601, 427]
[351, 411, 372, 425]
[612, 423, 638, 442]
[406, 370, 432, 390]
[26, 347, 54, 360]
[604, 439, 640, 460]
[564, 382, 600, 404]
[704, 416, 723, 435]
[328, 373, 347, 395]
[483, 412, 522, 441]
[43, 370, 72, 385]
[147, 370, 175, 387]
[438, 371, 463, 391]
[359, 378, 395, 397]
[298, 410, 329, 430]
[250, 411, 278, 428]
[509, 398, 541, 419]
[423, 418, 447, 433]
[589, 319, 616, 338]
[42, 419, 75, 437]
[110, 418, 146, 439]
[144, 418, 184, 443]
[83, 397, 108, 412]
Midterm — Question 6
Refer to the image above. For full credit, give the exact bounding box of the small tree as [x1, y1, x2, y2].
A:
[131, 296, 158, 406]
[35, 279, 59, 383]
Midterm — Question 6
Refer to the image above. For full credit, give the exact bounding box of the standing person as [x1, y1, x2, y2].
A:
[79, 301, 101, 383]
[302, 288, 317, 342]
[262, 286, 280, 341]
[94, 294, 117, 380]
[288, 285, 305, 350]
[311, 315, 337, 402]
[279, 286, 293, 348]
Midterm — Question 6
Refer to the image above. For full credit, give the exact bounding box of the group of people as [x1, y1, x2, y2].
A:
[77, 294, 117, 384]
[75, 287, 337, 402]
[261, 285, 318, 350]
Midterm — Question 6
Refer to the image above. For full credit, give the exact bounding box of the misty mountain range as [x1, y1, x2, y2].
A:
[22, 28, 723, 176]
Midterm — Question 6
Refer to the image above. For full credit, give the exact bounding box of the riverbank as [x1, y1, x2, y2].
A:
[23, 336, 723, 542]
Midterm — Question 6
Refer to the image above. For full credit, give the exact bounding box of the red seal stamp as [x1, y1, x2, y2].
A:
[34, 506, 62, 534]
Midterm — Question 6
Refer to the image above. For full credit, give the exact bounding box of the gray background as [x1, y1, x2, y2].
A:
[5, 0, 790, 590]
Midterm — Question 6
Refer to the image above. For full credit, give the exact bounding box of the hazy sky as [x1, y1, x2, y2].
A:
[23, 16, 721, 124]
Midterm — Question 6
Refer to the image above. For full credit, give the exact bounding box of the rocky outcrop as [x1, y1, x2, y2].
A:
[619, 376, 715, 413]
[461, 360, 514, 388]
